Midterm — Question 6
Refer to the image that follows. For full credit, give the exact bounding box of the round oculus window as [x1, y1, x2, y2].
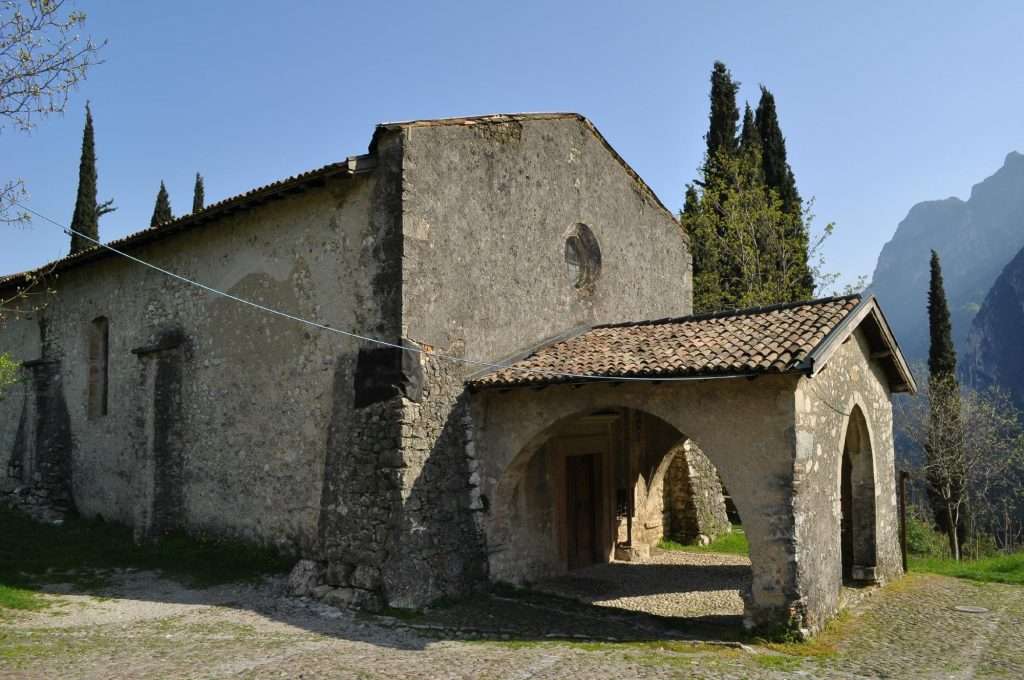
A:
[564, 223, 601, 290]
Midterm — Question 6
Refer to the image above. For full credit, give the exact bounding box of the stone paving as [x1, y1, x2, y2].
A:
[534, 548, 749, 619]
[1, 569, 1022, 678]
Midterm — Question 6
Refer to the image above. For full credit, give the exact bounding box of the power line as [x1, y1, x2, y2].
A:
[13, 201, 748, 385]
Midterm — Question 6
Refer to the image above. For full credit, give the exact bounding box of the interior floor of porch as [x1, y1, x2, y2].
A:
[533, 548, 750, 621]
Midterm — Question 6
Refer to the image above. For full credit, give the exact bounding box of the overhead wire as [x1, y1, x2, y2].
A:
[12, 201, 752, 385]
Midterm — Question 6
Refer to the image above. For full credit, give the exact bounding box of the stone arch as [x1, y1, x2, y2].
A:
[487, 405, 703, 582]
[472, 379, 802, 629]
[839, 403, 878, 582]
[663, 440, 732, 545]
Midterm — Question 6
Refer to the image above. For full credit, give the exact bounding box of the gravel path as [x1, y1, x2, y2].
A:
[1, 568, 1022, 678]
[534, 548, 749, 618]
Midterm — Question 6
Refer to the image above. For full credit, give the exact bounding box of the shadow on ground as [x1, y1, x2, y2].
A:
[14, 564, 750, 653]
[1, 505, 754, 653]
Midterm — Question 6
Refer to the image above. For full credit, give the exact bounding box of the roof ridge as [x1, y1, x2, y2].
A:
[593, 294, 863, 330]
[1, 160, 358, 290]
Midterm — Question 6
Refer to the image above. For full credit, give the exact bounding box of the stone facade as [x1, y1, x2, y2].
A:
[0, 113, 908, 635]
[791, 327, 903, 626]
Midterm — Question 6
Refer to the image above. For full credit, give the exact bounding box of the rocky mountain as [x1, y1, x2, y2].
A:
[965, 245, 1024, 411]
[869, 151, 1024, 364]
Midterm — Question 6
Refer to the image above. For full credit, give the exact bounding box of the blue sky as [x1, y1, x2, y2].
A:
[6, 1, 1024, 289]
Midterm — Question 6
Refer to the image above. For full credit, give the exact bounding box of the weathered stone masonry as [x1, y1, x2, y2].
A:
[1, 113, 913, 634]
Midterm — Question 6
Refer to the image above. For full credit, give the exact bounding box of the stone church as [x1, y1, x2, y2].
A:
[0, 113, 915, 633]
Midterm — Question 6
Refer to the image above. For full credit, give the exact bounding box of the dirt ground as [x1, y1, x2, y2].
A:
[1, 566, 1022, 679]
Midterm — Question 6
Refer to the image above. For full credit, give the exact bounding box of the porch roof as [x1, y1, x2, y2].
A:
[467, 295, 916, 393]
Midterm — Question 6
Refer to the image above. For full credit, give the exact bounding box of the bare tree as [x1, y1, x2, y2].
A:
[1, 1, 103, 394]
[2, 0, 105, 224]
[900, 377, 1024, 559]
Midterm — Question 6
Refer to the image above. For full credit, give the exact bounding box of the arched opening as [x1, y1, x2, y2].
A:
[490, 406, 748, 621]
[840, 405, 878, 583]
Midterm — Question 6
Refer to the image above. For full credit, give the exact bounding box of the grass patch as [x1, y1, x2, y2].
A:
[659, 525, 749, 556]
[910, 552, 1024, 586]
[0, 584, 47, 612]
[753, 654, 803, 671]
[0, 505, 293, 610]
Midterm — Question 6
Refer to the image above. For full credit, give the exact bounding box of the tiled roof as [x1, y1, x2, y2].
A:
[468, 295, 863, 388]
[0, 158, 369, 292]
[3, 112, 679, 291]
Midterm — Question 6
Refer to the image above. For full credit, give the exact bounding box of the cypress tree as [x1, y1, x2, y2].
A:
[755, 86, 813, 300]
[928, 251, 958, 379]
[150, 181, 173, 227]
[69, 103, 115, 254]
[192, 173, 205, 214]
[926, 250, 966, 555]
[703, 61, 740, 177]
[755, 86, 801, 215]
[739, 103, 759, 158]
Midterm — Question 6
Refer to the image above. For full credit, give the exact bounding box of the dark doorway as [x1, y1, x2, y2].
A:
[566, 454, 597, 570]
[841, 449, 854, 580]
[839, 406, 877, 585]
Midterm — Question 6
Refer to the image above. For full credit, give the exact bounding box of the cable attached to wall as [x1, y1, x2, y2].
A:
[12, 201, 751, 385]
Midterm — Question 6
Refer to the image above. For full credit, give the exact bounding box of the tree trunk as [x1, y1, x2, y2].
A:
[947, 504, 960, 561]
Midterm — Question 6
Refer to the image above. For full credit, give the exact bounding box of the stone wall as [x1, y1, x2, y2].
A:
[0, 170, 386, 553]
[664, 441, 731, 544]
[398, 116, 691, 363]
[792, 327, 903, 629]
[389, 115, 692, 603]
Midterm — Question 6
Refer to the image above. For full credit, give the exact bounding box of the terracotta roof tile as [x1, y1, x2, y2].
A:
[468, 296, 862, 388]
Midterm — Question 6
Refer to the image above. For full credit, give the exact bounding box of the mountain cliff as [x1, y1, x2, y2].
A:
[869, 151, 1024, 363]
[965, 245, 1024, 411]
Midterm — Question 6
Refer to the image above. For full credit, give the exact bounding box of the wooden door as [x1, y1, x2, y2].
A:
[566, 454, 597, 570]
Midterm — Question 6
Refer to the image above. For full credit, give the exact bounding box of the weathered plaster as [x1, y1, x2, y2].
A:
[2, 172, 382, 553]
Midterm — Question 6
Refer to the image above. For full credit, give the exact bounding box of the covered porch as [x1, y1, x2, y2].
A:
[466, 295, 914, 633]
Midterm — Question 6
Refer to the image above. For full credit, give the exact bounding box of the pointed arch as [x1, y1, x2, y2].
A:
[840, 404, 878, 582]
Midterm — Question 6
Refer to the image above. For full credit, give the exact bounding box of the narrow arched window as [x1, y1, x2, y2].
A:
[88, 317, 109, 418]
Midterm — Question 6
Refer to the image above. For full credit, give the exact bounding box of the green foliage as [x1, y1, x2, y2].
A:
[906, 510, 949, 558]
[192, 172, 204, 213]
[0, 352, 18, 396]
[925, 251, 966, 555]
[686, 63, 821, 312]
[68, 103, 115, 253]
[755, 86, 801, 217]
[928, 251, 958, 379]
[659, 524, 749, 555]
[0, 505, 292, 611]
[704, 61, 740, 177]
[683, 150, 816, 312]
[910, 551, 1024, 585]
[150, 180, 173, 226]
[0, 583, 46, 611]
[739, 103, 759, 157]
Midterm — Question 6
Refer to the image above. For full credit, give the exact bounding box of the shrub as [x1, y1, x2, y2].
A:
[906, 511, 949, 558]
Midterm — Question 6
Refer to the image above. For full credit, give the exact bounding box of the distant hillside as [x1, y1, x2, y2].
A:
[869, 152, 1024, 363]
[965, 245, 1024, 411]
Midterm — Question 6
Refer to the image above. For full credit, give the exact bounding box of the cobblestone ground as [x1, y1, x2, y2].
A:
[1, 570, 1021, 679]
[535, 548, 749, 618]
